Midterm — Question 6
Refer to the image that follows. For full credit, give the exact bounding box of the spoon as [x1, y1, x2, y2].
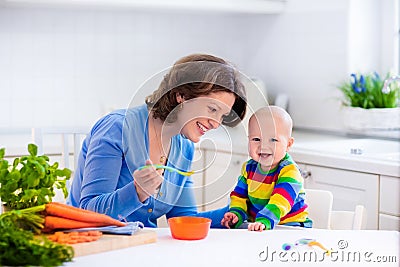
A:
[138, 164, 195, 176]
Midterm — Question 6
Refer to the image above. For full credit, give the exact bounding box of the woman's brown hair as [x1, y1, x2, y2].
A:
[145, 54, 247, 127]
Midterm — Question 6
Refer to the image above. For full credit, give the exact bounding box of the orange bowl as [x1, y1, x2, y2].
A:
[168, 216, 211, 240]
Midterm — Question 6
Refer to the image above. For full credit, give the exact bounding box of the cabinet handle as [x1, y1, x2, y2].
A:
[301, 170, 311, 179]
[232, 160, 241, 166]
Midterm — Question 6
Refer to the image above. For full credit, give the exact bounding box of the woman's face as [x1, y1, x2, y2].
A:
[176, 91, 236, 143]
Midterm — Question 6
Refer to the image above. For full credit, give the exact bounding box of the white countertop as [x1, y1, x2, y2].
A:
[290, 131, 400, 177]
[196, 129, 400, 177]
[65, 227, 399, 267]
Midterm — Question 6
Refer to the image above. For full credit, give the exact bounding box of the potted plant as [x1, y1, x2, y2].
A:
[0, 143, 71, 210]
[337, 72, 400, 130]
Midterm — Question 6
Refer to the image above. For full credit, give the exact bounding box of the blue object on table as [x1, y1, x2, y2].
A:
[66, 221, 144, 235]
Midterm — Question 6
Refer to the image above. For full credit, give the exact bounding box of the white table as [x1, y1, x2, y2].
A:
[65, 227, 399, 267]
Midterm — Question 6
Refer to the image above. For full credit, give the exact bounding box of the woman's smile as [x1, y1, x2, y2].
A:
[196, 121, 209, 135]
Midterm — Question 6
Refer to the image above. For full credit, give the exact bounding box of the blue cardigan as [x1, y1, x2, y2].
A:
[67, 104, 227, 228]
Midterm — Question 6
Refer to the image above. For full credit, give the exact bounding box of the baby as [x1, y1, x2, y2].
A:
[221, 106, 312, 231]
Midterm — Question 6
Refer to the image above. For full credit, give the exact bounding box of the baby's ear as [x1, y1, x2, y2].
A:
[286, 137, 294, 151]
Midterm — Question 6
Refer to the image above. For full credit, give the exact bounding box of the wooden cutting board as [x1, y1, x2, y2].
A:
[71, 229, 157, 257]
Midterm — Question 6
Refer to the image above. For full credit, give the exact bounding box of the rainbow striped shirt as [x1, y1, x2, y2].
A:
[229, 153, 312, 229]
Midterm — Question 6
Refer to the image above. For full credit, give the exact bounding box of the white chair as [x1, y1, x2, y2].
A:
[31, 127, 88, 171]
[157, 215, 169, 228]
[31, 128, 89, 203]
[330, 205, 367, 230]
[305, 189, 333, 229]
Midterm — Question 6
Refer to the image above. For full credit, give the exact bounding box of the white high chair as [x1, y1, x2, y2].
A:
[330, 205, 367, 230]
[305, 188, 367, 230]
[304, 188, 333, 229]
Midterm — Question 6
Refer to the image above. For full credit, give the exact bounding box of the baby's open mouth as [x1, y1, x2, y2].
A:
[259, 153, 272, 158]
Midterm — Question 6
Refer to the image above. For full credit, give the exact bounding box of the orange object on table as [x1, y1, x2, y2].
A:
[48, 231, 103, 244]
[168, 216, 211, 240]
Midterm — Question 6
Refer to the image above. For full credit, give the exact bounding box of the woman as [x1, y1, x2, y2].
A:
[67, 54, 247, 228]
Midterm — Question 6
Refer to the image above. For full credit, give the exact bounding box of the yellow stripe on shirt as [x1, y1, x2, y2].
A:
[280, 210, 309, 224]
[248, 180, 275, 199]
[230, 195, 248, 212]
[280, 165, 303, 182]
[268, 193, 291, 217]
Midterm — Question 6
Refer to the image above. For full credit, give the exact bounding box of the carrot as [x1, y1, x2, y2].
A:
[70, 235, 98, 242]
[87, 230, 102, 236]
[44, 216, 111, 231]
[45, 202, 126, 227]
[48, 231, 102, 244]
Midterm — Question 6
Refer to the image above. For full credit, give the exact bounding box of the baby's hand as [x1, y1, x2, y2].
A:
[248, 222, 266, 232]
[221, 212, 238, 229]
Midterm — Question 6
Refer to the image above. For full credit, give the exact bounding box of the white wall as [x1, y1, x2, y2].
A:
[0, 0, 395, 133]
[245, 0, 350, 131]
[0, 6, 264, 129]
[246, 0, 395, 132]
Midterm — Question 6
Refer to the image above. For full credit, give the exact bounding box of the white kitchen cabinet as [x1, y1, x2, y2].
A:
[379, 175, 400, 230]
[202, 149, 249, 211]
[298, 163, 379, 230]
[0, 0, 286, 14]
[379, 214, 400, 230]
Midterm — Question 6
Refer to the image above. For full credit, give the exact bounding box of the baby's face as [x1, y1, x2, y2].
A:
[248, 114, 293, 171]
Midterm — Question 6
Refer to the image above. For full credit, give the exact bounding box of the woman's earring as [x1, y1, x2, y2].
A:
[180, 102, 183, 110]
